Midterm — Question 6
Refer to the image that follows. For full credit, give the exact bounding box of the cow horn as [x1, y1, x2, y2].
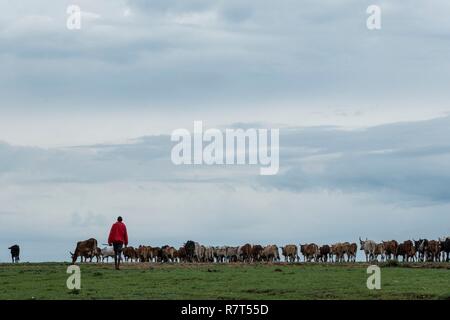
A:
[359, 237, 362, 242]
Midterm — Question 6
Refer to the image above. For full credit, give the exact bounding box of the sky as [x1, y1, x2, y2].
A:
[1, 0, 450, 262]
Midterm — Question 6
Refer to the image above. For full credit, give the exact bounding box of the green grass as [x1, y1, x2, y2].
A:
[0, 262, 449, 300]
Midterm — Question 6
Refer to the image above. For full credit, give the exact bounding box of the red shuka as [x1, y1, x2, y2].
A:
[108, 221, 128, 246]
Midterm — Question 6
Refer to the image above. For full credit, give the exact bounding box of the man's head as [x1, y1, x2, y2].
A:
[117, 216, 123, 222]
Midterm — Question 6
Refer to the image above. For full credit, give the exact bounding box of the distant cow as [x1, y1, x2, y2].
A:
[123, 246, 137, 262]
[8, 245, 20, 263]
[426, 240, 440, 262]
[300, 243, 319, 262]
[251, 245, 263, 262]
[439, 237, 450, 262]
[215, 246, 228, 263]
[318, 245, 331, 262]
[414, 239, 427, 262]
[101, 246, 116, 262]
[261, 245, 280, 262]
[226, 247, 239, 262]
[70, 238, 98, 264]
[374, 243, 385, 262]
[330, 243, 345, 263]
[204, 246, 215, 263]
[282, 244, 298, 263]
[382, 240, 398, 261]
[93, 247, 102, 263]
[347, 243, 357, 262]
[176, 247, 187, 262]
[238, 244, 253, 263]
[184, 241, 201, 262]
[161, 245, 176, 262]
[396, 240, 415, 262]
[359, 238, 376, 262]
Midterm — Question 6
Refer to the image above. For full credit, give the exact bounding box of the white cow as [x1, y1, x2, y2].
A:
[359, 237, 377, 262]
[101, 246, 115, 262]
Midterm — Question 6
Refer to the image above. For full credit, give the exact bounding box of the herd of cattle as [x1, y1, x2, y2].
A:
[69, 237, 450, 264]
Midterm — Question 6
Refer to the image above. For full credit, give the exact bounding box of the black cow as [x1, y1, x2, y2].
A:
[8, 245, 20, 263]
[439, 238, 450, 262]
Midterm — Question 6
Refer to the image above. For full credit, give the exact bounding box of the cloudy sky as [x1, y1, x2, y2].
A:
[1, 0, 450, 261]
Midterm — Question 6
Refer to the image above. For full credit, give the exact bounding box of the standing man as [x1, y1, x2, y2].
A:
[108, 216, 128, 270]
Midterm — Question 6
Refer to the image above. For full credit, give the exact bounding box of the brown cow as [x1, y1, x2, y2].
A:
[70, 238, 98, 264]
[261, 245, 280, 262]
[251, 245, 263, 262]
[238, 244, 253, 263]
[137, 245, 153, 262]
[161, 245, 176, 262]
[426, 240, 440, 262]
[374, 243, 385, 262]
[176, 247, 187, 262]
[403, 240, 415, 262]
[300, 243, 319, 262]
[382, 240, 398, 261]
[123, 246, 137, 262]
[282, 244, 298, 263]
[330, 243, 347, 263]
[318, 245, 331, 262]
[396, 240, 415, 262]
[347, 243, 357, 262]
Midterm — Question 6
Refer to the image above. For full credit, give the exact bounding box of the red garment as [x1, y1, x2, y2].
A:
[108, 221, 128, 246]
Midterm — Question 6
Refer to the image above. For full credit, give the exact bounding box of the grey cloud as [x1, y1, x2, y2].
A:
[2, 117, 450, 205]
[268, 116, 450, 204]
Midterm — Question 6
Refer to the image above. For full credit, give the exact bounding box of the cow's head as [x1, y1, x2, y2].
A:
[359, 237, 365, 250]
[69, 251, 76, 263]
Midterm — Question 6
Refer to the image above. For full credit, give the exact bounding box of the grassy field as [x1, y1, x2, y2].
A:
[0, 262, 449, 300]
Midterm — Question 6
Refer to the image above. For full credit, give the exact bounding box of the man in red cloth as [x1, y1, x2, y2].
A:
[108, 216, 128, 270]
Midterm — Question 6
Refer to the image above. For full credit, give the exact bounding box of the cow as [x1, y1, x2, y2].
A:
[404, 240, 416, 262]
[373, 243, 385, 262]
[161, 245, 176, 262]
[414, 239, 427, 262]
[396, 243, 406, 261]
[300, 243, 319, 262]
[282, 244, 298, 263]
[318, 245, 331, 262]
[101, 246, 116, 262]
[261, 245, 280, 262]
[330, 243, 345, 263]
[238, 244, 253, 263]
[176, 247, 187, 263]
[204, 246, 215, 262]
[93, 247, 102, 263]
[359, 238, 376, 262]
[184, 241, 203, 262]
[426, 240, 440, 262]
[215, 246, 228, 263]
[251, 245, 263, 262]
[151, 247, 161, 262]
[226, 247, 239, 262]
[396, 240, 415, 262]
[439, 237, 450, 262]
[347, 243, 358, 262]
[70, 238, 98, 264]
[382, 240, 398, 261]
[123, 246, 137, 262]
[8, 245, 20, 263]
